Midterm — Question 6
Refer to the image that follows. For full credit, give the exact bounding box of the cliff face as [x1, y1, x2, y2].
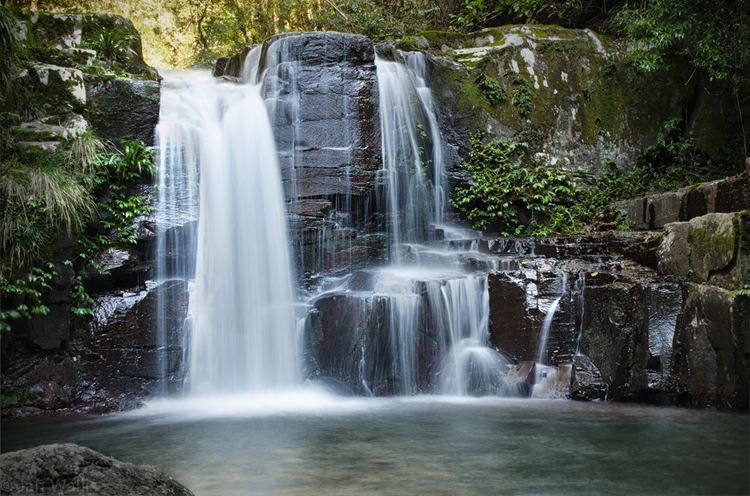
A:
[1, 11, 165, 416]
[407, 26, 746, 185]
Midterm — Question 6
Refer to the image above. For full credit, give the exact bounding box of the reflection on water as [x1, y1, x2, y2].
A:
[2, 396, 748, 496]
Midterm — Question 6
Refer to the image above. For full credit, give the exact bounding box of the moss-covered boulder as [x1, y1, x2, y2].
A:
[11, 11, 158, 80]
[6, 10, 161, 149]
[658, 211, 748, 290]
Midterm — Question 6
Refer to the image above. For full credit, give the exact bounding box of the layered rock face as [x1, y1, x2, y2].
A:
[217, 33, 384, 278]
[484, 231, 748, 409]
[0, 444, 193, 496]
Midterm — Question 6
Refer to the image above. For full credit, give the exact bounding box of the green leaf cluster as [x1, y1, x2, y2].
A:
[451, 133, 580, 234]
[476, 73, 506, 105]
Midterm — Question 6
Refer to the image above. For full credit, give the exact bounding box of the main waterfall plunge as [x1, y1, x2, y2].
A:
[154, 43, 515, 399]
[156, 72, 299, 394]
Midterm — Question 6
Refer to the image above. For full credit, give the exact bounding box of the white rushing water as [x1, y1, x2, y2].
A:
[404, 52, 446, 225]
[156, 71, 299, 395]
[154, 48, 514, 401]
[375, 56, 435, 260]
[367, 53, 510, 395]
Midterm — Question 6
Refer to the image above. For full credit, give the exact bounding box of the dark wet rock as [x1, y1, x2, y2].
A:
[669, 284, 749, 409]
[487, 272, 540, 362]
[84, 247, 150, 293]
[86, 78, 160, 148]
[83, 280, 188, 404]
[570, 354, 608, 401]
[259, 32, 380, 215]
[14, 304, 71, 351]
[577, 275, 651, 400]
[645, 283, 682, 392]
[216, 32, 383, 281]
[287, 199, 332, 218]
[488, 260, 582, 365]
[305, 293, 393, 395]
[0, 443, 193, 496]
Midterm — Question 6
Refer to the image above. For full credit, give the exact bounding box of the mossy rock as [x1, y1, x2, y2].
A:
[415, 24, 744, 176]
[658, 212, 746, 290]
[11, 10, 158, 80]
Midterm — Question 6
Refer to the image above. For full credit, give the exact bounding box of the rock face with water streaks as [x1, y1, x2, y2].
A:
[484, 229, 749, 409]
[0, 444, 193, 496]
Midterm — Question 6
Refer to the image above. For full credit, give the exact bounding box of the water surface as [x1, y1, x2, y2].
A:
[2, 396, 748, 496]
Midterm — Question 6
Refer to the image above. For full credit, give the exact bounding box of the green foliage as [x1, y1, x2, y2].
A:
[1, 149, 96, 269]
[68, 131, 106, 175]
[511, 78, 532, 117]
[476, 73, 505, 105]
[451, 133, 580, 234]
[1, 137, 155, 331]
[0, 263, 54, 332]
[615, 0, 748, 84]
[614, 118, 734, 198]
[451, 0, 611, 32]
[452, 118, 733, 235]
[0, 6, 18, 94]
[95, 30, 136, 62]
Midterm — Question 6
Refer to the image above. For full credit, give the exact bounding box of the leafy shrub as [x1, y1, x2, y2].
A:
[451, 133, 580, 234]
[476, 73, 506, 105]
[453, 118, 736, 236]
[0, 264, 54, 332]
[511, 78, 532, 117]
[95, 31, 136, 63]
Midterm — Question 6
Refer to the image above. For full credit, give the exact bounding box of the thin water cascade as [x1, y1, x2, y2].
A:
[367, 53, 511, 396]
[403, 52, 446, 225]
[156, 71, 300, 395]
[536, 273, 568, 364]
[375, 55, 435, 259]
[154, 74, 200, 395]
[430, 275, 511, 396]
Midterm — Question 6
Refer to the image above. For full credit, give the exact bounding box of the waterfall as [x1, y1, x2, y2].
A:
[156, 70, 300, 395]
[429, 275, 511, 396]
[325, 52, 511, 396]
[153, 43, 519, 400]
[154, 73, 200, 395]
[375, 56, 435, 260]
[404, 52, 446, 225]
[536, 273, 568, 365]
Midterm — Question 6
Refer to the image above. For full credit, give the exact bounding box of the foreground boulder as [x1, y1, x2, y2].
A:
[0, 444, 192, 496]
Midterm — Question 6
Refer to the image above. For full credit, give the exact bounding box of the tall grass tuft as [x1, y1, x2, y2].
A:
[1, 155, 95, 269]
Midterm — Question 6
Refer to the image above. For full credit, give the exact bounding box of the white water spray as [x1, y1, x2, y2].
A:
[157, 70, 300, 395]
